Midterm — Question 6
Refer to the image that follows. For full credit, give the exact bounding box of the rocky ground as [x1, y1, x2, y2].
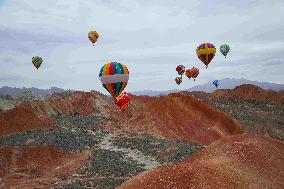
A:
[118, 134, 284, 189]
[0, 114, 202, 189]
[205, 99, 284, 140]
[187, 85, 284, 141]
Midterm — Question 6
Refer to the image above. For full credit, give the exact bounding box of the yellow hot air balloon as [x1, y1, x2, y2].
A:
[88, 30, 99, 46]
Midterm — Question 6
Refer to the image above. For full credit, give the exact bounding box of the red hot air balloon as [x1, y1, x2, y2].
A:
[115, 92, 130, 111]
[176, 65, 185, 76]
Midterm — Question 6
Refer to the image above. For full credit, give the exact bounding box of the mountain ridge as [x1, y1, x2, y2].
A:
[131, 78, 284, 96]
[0, 86, 73, 96]
[2, 78, 283, 97]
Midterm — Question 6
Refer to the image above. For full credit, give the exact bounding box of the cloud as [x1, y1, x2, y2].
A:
[0, 0, 283, 92]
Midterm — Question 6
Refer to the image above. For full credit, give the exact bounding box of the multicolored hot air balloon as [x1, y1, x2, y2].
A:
[99, 62, 129, 98]
[88, 30, 99, 46]
[32, 56, 43, 69]
[115, 92, 130, 111]
[176, 65, 185, 76]
[196, 43, 216, 68]
[185, 69, 191, 79]
[187, 67, 199, 81]
[213, 80, 219, 88]
[220, 44, 230, 58]
[175, 77, 182, 85]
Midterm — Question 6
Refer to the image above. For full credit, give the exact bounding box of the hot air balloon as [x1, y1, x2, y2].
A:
[213, 80, 219, 88]
[175, 77, 182, 85]
[196, 43, 216, 68]
[115, 92, 130, 111]
[176, 65, 185, 76]
[220, 44, 230, 58]
[185, 69, 191, 79]
[99, 62, 129, 98]
[187, 67, 199, 81]
[88, 30, 99, 46]
[32, 56, 43, 69]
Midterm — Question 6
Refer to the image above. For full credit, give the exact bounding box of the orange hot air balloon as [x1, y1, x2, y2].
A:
[188, 67, 199, 81]
[115, 92, 130, 111]
[185, 69, 191, 79]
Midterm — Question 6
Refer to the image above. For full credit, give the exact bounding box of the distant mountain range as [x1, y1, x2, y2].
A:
[131, 78, 284, 96]
[0, 86, 72, 96]
[1, 78, 283, 97]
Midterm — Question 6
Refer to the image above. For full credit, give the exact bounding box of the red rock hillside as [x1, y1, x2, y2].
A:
[186, 84, 284, 141]
[0, 91, 243, 145]
[118, 134, 284, 189]
[0, 102, 54, 136]
[27, 91, 111, 117]
[189, 84, 284, 106]
[0, 146, 90, 189]
[112, 93, 244, 145]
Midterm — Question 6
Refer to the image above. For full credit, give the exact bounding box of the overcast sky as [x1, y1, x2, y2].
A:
[0, 0, 283, 93]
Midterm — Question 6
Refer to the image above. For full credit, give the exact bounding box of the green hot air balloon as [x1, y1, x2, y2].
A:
[32, 56, 43, 69]
[220, 44, 230, 58]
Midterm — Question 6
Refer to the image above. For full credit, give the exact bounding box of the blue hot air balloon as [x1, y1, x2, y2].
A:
[213, 80, 219, 88]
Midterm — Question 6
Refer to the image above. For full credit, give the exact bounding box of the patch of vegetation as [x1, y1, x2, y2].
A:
[205, 99, 284, 141]
[0, 129, 99, 151]
[113, 135, 203, 164]
[85, 149, 146, 177]
[95, 178, 126, 189]
[61, 182, 85, 189]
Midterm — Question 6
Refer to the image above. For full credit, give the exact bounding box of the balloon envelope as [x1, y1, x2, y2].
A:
[185, 69, 191, 79]
[88, 30, 99, 45]
[115, 92, 130, 111]
[213, 80, 219, 88]
[196, 43, 216, 68]
[99, 62, 129, 98]
[175, 77, 182, 85]
[32, 56, 43, 69]
[187, 67, 199, 81]
[176, 65, 185, 76]
[220, 44, 230, 58]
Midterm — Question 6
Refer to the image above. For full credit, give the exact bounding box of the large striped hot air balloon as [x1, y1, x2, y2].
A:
[99, 61, 129, 98]
[196, 43, 216, 68]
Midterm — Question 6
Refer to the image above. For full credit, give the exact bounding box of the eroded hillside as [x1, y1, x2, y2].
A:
[0, 85, 283, 188]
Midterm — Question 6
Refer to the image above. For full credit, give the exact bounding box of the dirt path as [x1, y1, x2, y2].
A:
[98, 133, 161, 170]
